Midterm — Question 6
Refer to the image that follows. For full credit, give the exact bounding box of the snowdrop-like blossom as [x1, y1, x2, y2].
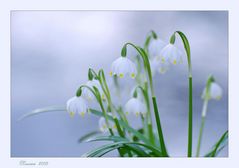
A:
[110, 57, 137, 79]
[159, 44, 183, 65]
[202, 82, 223, 100]
[125, 97, 147, 117]
[82, 79, 105, 101]
[148, 39, 167, 58]
[98, 117, 116, 133]
[150, 58, 170, 76]
[66, 96, 88, 117]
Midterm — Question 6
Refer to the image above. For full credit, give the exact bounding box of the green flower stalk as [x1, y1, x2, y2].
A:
[170, 31, 193, 157]
[196, 76, 223, 157]
[121, 42, 168, 156]
[76, 85, 114, 135]
[88, 68, 133, 156]
[132, 84, 155, 145]
[88, 68, 127, 135]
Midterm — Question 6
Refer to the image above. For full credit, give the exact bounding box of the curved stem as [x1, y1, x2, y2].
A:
[76, 85, 112, 134]
[196, 76, 213, 157]
[134, 84, 154, 144]
[144, 30, 158, 51]
[122, 42, 168, 156]
[172, 31, 193, 157]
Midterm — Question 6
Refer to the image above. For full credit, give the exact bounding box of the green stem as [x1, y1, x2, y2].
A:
[122, 42, 167, 156]
[147, 123, 155, 145]
[196, 99, 208, 157]
[98, 70, 133, 157]
[172, 31, 193, 157]
[196, 116, 206, 157]
[134, 83, 155, 144]
[152, 97, 167, 156]
[188, 76, 193, 157]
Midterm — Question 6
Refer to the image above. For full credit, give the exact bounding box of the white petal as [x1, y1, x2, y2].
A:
[99, 117, 108, 132]
[98, 117, 115, 133]
[110, 57, 137, 78]
[150, 59, 159, 76]
[125, 98, 147, 117]
[201, 82, 223, 100]
[210, 83, 223, 100]
[148, 39, 167, 58]
[160, 44, 183, 65]
[66, 96, 88, 117]
[82, 79, 104, 101]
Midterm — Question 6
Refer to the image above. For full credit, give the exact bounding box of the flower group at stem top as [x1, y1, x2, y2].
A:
[60, 30, 227, 157]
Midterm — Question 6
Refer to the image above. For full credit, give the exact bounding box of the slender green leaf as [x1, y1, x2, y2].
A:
[78, 131, 101, 143]
[82, 141, 159, 157]
[90, 109, 153, 146]
[205, 130, 228, 157]
[18, 106, 66, 121]
[86, 135, 162, 156]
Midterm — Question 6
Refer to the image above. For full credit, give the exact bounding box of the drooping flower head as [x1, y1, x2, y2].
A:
[148, 38, 167, 58]
[202, 82, 223, 100]
[159, 44, 183, 65]
[110, 57, 137, 79]
[125, 97, 147, 117]
[66, 96, 88, 117]
[98, 116, 116, 133]
[150, 57, 170, 76]
[82, 79, 105, 101]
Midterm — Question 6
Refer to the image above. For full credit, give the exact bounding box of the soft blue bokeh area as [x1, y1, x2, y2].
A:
[11, 11, 228, 157]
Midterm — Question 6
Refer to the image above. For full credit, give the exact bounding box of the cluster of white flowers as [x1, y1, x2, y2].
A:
[65, 32, 223, 133]
[108, 38, 183, 79]
[149, 39, 183, 75]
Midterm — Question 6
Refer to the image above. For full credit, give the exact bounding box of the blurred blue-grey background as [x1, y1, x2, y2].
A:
[11, 11, 228, 157]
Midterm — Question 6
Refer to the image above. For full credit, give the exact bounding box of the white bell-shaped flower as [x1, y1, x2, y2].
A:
[125, 97, 147, 117]
[110, 57, 137, 79]
[82, 79, 105, 101]
[202, 82, 223, 100]
[66, 96, 88, 117]
[148, 38, 167, 58]
[150, 57, 170, 76]
[98, 117, 116, 133]
[160, 44, 183, 65]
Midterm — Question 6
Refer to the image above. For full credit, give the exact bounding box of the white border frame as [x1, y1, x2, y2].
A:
[0, 0, 238, 168]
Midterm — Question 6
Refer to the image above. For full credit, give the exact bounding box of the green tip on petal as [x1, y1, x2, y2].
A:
[109, 71, 113, 76]
[119, 73, 124, 78]
[173, 60, 177, 65]
[135, 112, 139, 117]
[131, 73, 136, 79]
[79, 112, 85, 117]
[69, 112, 75, 118]
[102, 94, 106, 100]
